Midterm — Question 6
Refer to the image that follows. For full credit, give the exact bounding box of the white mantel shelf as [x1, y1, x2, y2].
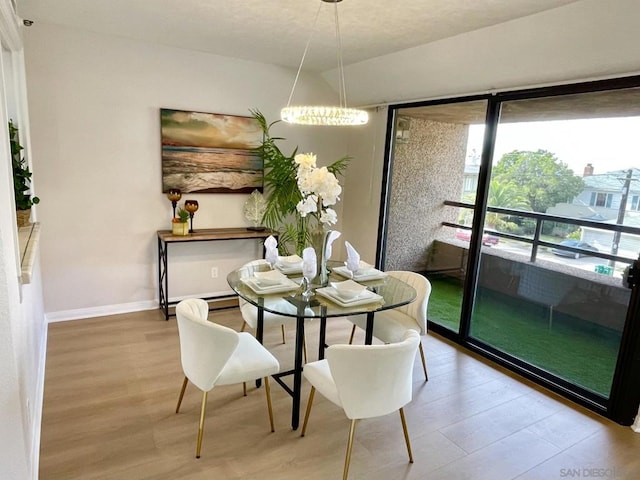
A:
[18, 222, 40, 284]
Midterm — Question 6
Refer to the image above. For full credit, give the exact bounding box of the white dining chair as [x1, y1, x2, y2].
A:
[174, 298, 280, 458]
[347, 271, 431, 381]
[239, 259, 307, 361]
[301, 330, 420, 480]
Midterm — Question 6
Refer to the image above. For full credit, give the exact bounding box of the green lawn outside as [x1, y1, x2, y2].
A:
[428, 276, 621, 397]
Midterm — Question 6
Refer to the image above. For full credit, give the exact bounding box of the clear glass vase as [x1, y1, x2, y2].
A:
[308, 226, 330, 288]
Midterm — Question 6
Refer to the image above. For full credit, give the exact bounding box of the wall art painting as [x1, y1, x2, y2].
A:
[160, 109, 263, 193]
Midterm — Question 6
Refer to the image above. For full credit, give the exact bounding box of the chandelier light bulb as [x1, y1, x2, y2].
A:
[281, 106, 368, 126]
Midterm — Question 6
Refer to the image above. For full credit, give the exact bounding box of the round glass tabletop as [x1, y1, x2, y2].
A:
[227, 260, 417, 318]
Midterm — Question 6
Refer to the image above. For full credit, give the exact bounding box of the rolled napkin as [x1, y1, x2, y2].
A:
[345, 241, 361, 275]
[325, 230, 341, 259]
[302, 247, 317, 279]
[264, 235, 278, 268]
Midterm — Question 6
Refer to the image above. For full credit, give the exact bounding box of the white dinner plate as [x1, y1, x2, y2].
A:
[315, 286, 383, 308]
[240, 276, 300, 295]
[333, 266, 388, 281]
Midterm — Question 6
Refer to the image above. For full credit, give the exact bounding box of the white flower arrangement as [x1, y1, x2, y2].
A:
[294, 153, 341, 226]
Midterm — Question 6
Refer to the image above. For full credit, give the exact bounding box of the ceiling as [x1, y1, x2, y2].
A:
[17, 0, 580, 72]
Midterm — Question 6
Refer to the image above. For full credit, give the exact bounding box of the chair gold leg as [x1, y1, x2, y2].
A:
[348, 324, 356, 345]
[196, 391, 208, 458]
[264, 377, 275, 432]
[300, 386, 316, 437]
[399, 408, 413, 463]
[343, 419, 358, 480]
[176, 376, 188, 413]
[281, 324, 286, 344]
[240, 321, 247, 332]
[243, 382, 247, 396]
[419, 343, 428, 382]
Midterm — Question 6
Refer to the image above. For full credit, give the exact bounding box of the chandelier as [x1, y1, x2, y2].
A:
[281, 0, 368, 126]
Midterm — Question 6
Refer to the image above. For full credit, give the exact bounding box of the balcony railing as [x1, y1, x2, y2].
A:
[442, 200, 640, 264]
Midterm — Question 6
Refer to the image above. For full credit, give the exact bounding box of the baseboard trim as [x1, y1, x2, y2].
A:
[45, 300, 157, 323]
[45, 290, 238, 323]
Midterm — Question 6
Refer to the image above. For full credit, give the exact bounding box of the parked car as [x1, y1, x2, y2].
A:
[455, 229, 499, 246]
[551, 240, 598, 259]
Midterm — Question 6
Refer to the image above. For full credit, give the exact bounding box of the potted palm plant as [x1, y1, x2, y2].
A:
[10, 120, 40, 227]
[250, 109, 349, 255]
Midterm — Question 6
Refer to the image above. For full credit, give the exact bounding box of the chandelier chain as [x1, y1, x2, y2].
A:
[281, 0, 368, 126]
[286, 2, 323, 108]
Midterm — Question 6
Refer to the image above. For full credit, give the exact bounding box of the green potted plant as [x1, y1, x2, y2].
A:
[172, 207, 190, 235]
[10, 120, 40, 227]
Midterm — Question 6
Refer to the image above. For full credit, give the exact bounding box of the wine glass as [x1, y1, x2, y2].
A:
[166, 188, 182, 218]
[301, 247, 317, 301]
[184, 200, 199, 233]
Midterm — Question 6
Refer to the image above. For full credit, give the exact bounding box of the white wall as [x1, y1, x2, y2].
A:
[340, 106, 388, 265]
[338, 0, 640, 106]
[0, 2, 46, 478]
[23, 23, 350, 318]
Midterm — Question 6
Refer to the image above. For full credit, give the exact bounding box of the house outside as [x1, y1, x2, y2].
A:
[548, 166, 640, 258]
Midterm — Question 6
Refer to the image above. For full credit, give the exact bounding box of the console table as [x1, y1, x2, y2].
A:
[157, 227, 277, 320]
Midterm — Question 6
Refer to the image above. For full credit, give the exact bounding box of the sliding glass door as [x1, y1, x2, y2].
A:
[383, 77, 640, 419]
[383, 99, 488, 333]
[471, 87, 640, 400]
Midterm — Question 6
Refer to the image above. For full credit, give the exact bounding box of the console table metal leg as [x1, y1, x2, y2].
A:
[158, 238, 169, 320]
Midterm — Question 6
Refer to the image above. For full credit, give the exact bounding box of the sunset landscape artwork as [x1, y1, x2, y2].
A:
[160, 109, 263, 193]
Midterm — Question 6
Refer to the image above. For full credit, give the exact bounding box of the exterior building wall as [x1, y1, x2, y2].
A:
[385, 118, 468, 271]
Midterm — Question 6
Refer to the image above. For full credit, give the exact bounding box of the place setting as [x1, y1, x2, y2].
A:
[240, 236, 300, 295]
[332, 241, 388, 281]
[313, 241, 385, 308]
[239, 269, 300, 295]
[274, 254, 304, 274]
[315, 278, 384, 308]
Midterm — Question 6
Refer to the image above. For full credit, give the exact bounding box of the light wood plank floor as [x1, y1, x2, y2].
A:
[40, 306, 640, 479]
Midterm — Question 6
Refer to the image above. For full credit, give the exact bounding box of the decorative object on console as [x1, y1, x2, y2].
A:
[10, 120, 40, 227]
[281, 0, 368, 126]
[172, 207, 190, 236]
[166, 188, 182, 218]
[184, 200, 199, 233]
[160, 109, 263, 194]
[243, 189, 267, 230]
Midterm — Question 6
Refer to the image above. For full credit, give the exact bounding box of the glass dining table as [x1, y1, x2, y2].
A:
[227, 260, 417, 430]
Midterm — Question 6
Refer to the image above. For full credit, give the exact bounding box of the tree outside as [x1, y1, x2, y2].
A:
[492, 149, 584, 213]
[485, 179, 529, 231]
